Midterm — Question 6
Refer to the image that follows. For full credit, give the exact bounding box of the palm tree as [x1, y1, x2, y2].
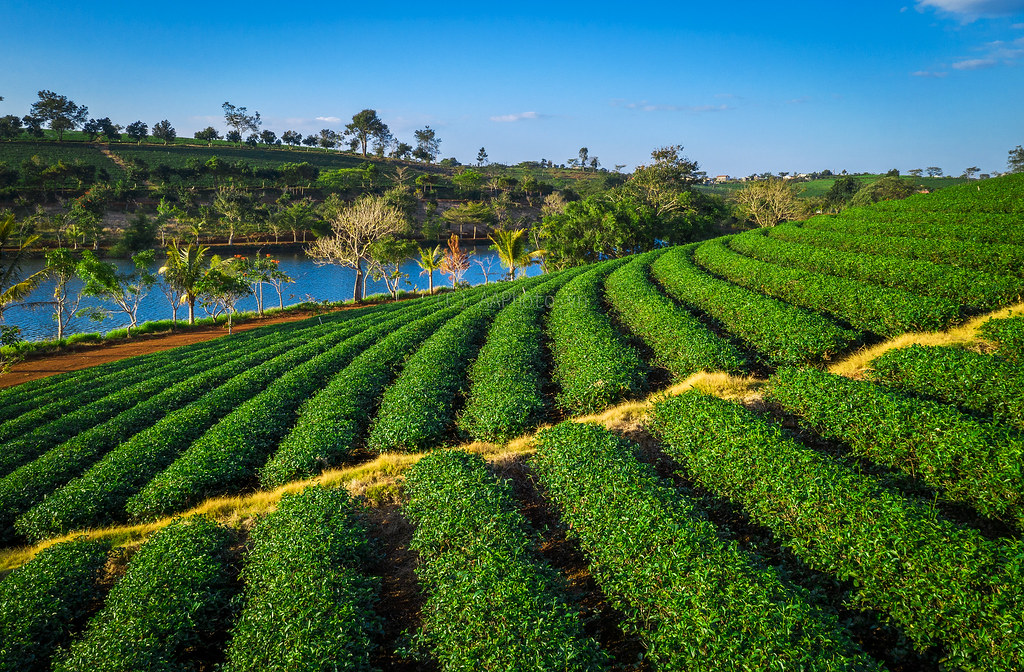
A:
[415, 244, 443, 294]
[488, 228, 540, 281]
[159, 240, 209, 324]
[0, 212, 46, 324]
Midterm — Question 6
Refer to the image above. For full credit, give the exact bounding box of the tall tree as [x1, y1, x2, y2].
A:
[1008, 145, 1024, 173]
[0, 115, 22, 141]
[413, 126, 440, 163]
[30, 90, 88, 142]
[281, 130, 302, 146]
[159, 240, 209, 325]
[307, 194, 407, 302]
[76, 250, 157, 337]
[222, 102, 261, 145]
[476, 147, 488, 166]
[926, 166, 944, 177]
[152, 120, 176, 145]
[125, 121, 148, 144]
[259, 129, 277, 145]
[345, 109, 390, 158]
[439, 234, 471, 287]
[488, 227, 539, 280]
[194, 126, 221, 145]
[213, 186, 254, 245]
[44, 248, 84, 339]
[578, 147, 589, 170]
[415, 244, 443, 294]
[197, 255, 250, 334]
[318, 128, 339, 149]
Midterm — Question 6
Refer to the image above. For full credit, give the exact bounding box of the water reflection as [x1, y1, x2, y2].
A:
[5, 245, 541, 341]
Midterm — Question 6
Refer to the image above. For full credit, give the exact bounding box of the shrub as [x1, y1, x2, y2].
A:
[650, 392, 1024, 672]
[765, 366, 1024, 525]
[222, 487, 380, 672]
[546, 259, 649, 414]
[53, 517, 237, 672]
[605, 250, 747, 377]
[404, 450, 605, 671]
[0, 538, 110, 672]
[651, 245, 858, 365]
[532, 422, 878, 671]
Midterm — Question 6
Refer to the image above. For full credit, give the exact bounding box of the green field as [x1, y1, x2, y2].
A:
[1, 174, 1023, 670]
[0, 141, 124, 180]
[697, 172, 970, 198]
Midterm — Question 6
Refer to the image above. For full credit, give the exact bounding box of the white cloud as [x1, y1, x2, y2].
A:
[489, 111, 541, 122]
[1014, 21, 1024, 26]
[912, 69, 950, 76]
[953, 57, 999, 68]
[315, 116, 341, 123]
[917, 0, 1024, 16]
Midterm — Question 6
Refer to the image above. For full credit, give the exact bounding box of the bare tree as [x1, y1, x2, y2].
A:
[307, 194, 406, 302]
[735, 178, 799, 228]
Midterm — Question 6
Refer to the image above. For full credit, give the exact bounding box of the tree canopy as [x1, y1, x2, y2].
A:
[29, 90, 88, 142]
[345, 109, 390, 158]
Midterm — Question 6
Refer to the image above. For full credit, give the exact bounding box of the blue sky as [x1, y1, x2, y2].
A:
[2, 0, 1021, 176]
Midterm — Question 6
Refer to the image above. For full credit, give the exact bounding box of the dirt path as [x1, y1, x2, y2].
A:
[0, 309, 339, 388]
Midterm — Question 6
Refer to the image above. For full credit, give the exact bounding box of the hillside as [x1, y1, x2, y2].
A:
[1, 174, 1023, 671]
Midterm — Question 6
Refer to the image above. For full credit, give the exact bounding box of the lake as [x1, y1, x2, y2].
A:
[4, 245, 542, 341]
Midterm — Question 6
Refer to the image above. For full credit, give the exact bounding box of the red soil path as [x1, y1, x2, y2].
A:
[0, 307, 359, 389]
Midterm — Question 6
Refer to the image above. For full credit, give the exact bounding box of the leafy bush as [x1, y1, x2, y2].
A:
[650, 392, 1024, 672]
[604, 250, 748, 377]
[53, 517, 237, 672]
[258, 290, 485, 487]
[404, 450, 605, 670]
[0, 538, 110, 672]
[125, 302, 425, 520]
[458, 267, 587, 443]
[531, 422, 878, 671]
[546, 259, 649, 414]
[696, 237, 962, 337]
[730, 229, 1022, 309]
[768, 223, 1024, 278]
[765, 366, 1024, 525]
[979, 315, 1024, 361]
[14, 311, 383, 540]
[367, 278, 547, 452]
[222, 487, 380, 672]
[651, 245, 857, 365]
[869, 344, 1024, 429]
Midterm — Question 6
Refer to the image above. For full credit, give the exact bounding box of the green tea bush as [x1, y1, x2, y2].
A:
[0, 538, 110, 672]
[651, 245, 858, 365]
[650, 393, 1024, 672]
[53, 517, 237, 672]
[696, 237, 962, 336]
[258, 290, 483, 488]
[869, 344, 1024, 429]
[765, 366, 1024, 525]
[404, 450, 606, 671]
[367, 279, 545, 452]
[222, 487, 380, 672]
[547, 259, 649, 415]
[14, 312, 382, 540]
[979, 315, 1024, 361]
[532, 422, 878, 671]
[605, 250, 748, 378]
[730, 230, 1023, 309]
[458, 268, 585, 443]
[124, 304, 429, 520]
[768, 223, 1024, 278]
